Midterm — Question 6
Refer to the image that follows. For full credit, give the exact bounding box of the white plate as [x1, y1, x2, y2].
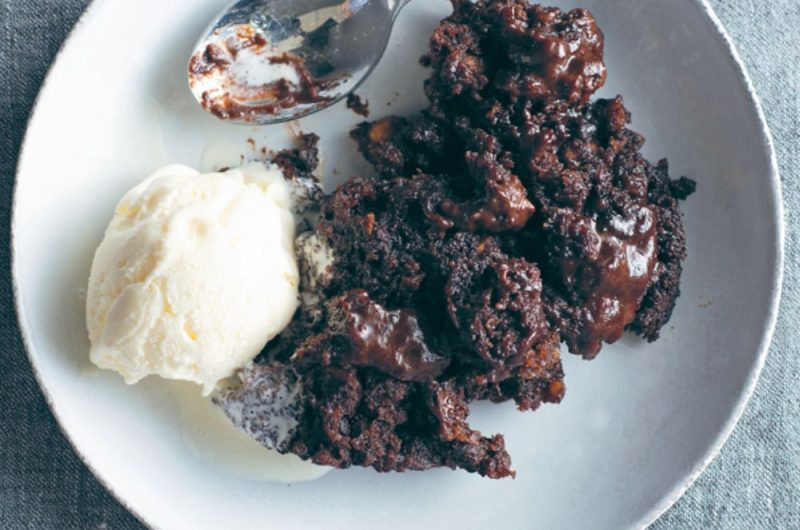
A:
[13, 0, 783, 528]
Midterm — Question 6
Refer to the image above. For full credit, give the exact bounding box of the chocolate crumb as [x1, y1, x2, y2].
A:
[346, 93, 370, 117]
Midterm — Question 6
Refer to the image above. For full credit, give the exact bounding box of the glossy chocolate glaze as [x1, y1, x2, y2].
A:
[332, 290, 450, 382]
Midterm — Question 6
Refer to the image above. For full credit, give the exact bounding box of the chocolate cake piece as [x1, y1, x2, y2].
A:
[353, 0, 694, 359]
[256, 175, 565, 478]
[422, 0, 606, 110]
[218, 0, 693, 479]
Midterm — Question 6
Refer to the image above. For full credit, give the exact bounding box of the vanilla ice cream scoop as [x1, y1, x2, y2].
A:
[86, 162, 299, 395]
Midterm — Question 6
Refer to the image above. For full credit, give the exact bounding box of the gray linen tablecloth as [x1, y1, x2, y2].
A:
[1, 1, 797, 528]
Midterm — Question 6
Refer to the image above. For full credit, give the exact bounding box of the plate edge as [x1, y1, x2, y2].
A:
[10, 1, 786, 530]
[9, 0, 155, 528]
[635, 0, 785, 528]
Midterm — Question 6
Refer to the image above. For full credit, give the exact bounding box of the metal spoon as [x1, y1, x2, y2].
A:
[188, 0, 412, 125]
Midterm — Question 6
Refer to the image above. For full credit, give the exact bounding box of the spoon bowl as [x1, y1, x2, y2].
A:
[188, 0, 410, 125]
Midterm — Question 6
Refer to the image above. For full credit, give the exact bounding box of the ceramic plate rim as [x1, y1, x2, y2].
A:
[11, 0, 784, 528]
